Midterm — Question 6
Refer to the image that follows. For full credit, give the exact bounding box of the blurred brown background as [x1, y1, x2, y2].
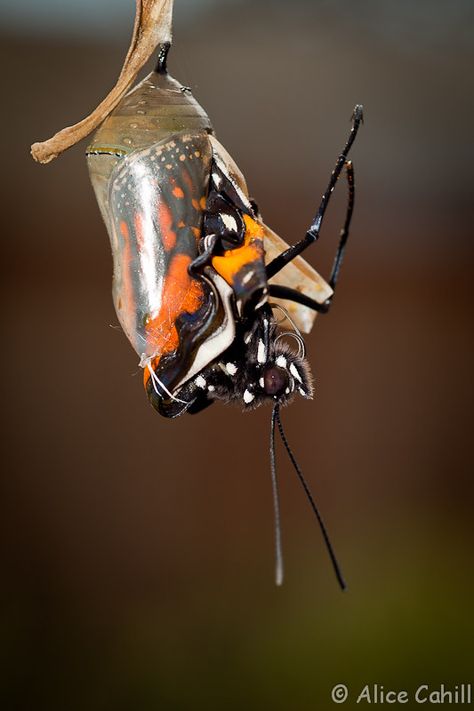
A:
[1, 1, 473, 709]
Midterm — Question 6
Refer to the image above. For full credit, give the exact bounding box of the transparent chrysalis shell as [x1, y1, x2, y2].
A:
[87, 62, 332, 364]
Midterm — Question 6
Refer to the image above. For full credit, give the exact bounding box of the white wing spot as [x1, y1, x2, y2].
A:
[226, 362, 238, 376]
[208, 384, 215, 392]
[221, 214, 238, 232]
[195, 375, 206, 389]
[243, 390, 255, 404]
[290, 363, 302, 382]
[257, 339, 266, 364]
[259, 377, 264, 388]
[255, 291, 268, 310]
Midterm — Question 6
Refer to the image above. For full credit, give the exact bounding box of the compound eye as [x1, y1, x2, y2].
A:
[263, 366, 289, 397]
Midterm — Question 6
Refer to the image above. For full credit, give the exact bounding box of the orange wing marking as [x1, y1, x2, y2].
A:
[143, 253, 204, 389]
[158, 202, 177, 251]
[211, 214, 265, 287]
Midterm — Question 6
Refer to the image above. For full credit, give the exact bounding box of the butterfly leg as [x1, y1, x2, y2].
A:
[268, 159, 355, 315]
[266, 105, 363, 299]
[268, 284, 329, 313]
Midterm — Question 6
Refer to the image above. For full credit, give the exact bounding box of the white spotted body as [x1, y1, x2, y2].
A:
[185, 309, 314, 412]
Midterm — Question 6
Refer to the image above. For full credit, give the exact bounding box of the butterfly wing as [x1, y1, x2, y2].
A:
[209, 136, 332, 334]
[107, 131, 213, 365]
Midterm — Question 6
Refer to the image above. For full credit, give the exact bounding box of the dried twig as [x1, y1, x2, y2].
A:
[30, 0, 174, 164]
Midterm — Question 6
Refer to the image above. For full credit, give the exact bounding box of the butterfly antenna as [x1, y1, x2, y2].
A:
[274, 405, 347, 591]
[270, 404, 284, 586]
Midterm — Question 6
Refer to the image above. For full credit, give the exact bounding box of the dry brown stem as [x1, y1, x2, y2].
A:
[30, 0, 174, 164]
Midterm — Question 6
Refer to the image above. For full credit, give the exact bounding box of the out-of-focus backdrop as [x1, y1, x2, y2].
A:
[1, 1, 473, 708]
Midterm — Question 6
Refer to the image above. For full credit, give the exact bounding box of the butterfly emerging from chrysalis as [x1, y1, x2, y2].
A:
[87, 41, 363, 588]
